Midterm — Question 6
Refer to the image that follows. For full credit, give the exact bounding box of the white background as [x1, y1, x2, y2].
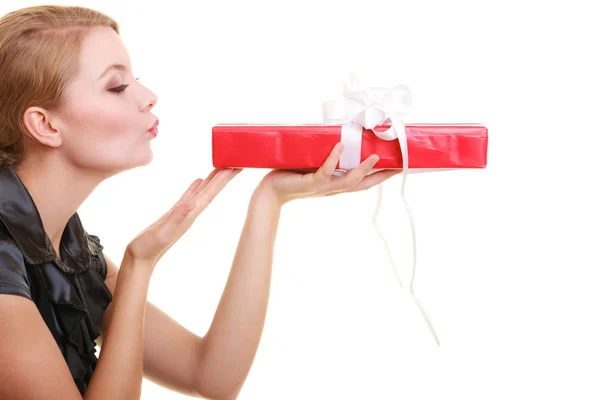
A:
[2, 0, 599, 399]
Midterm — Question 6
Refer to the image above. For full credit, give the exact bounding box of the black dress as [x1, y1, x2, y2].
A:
[0, 164, 113, 395]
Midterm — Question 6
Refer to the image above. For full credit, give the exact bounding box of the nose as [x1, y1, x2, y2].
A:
[141, 87, 158, 112]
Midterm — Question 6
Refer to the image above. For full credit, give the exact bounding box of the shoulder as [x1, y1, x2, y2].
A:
[0, 226, 31, 300]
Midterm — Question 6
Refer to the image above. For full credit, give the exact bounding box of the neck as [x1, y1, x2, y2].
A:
[12, 158, 106, 257]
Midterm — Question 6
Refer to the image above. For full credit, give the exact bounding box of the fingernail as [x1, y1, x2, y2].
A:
[336, 143, 344, 152]
[370, 155, 380, 165]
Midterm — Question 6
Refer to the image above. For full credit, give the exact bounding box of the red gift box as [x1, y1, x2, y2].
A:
[212, 124, 488, 170]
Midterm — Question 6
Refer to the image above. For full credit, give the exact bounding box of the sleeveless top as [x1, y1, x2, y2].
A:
[0, 164, 113, 395]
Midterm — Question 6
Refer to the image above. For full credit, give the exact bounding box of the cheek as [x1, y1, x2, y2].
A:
[72, 105, 132, 137]
[61, 100, 147, 167]
[56, 86, 153, 170]
[63, 101, 140, 153]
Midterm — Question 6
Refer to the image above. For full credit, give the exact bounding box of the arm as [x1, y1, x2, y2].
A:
[197, 184, 281, 398]
[85, 256, 154, 399]
[0, 257, 154, 400]
[97, 145, 395, 399]
[0, 294, 84, 400]
[100, 185, 282, 400]
[1, 169, 242, 400]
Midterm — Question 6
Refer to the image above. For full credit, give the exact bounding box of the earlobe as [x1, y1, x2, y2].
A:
[22, 106, 62, 148]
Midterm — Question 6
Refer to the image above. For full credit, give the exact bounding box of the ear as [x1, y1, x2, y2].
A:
[22, 106, 63, 148]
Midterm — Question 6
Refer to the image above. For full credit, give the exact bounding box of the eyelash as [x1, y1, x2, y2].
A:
[108, 77, 140, 93]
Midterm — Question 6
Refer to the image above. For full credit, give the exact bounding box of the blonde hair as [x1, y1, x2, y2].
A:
[0, 5, 119, 166]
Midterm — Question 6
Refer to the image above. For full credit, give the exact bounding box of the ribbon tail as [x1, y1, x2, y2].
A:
[401, 173, 440, 347]
[372, 184, 403, 289]
[372, 174, 439, 346]
[411, 290, 441, 347]
[386, 115, 440, 347]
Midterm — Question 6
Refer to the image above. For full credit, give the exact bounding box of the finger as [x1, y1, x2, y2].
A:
[202, 168, 241, 195]
[156, 169, 241, 243]
[158, 178, 204, 223]
[192, 168, 223, 195]
[161, 169, 226, 222]
[191, 168, 241, 212]
[324, 169, 400, 196]
[173, 168, 226, 211]
[180, 178, 204, 203]
[158, 200, 196, 246]
[281, 168, 314, 175]
[330, 154, 379, 192]
[342, 169, 400, 193]
[313, 143, 344, 184]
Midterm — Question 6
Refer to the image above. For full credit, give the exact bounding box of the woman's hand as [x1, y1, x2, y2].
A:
[257, 142, 400, 206]
[125, 168, 242, 266]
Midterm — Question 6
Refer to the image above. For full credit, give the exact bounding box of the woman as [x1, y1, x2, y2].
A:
[0, 5, 398, 400]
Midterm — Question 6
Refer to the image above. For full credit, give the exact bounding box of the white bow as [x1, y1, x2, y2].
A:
[322, 73, 412, 171]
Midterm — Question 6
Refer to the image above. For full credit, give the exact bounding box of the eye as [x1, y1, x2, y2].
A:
[108, 84, 130, 93]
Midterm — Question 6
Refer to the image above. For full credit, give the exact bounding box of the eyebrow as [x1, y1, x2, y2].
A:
[98, 63, 128, 80]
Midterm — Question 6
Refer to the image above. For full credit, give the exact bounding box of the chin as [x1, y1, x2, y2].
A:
[140, 150, 154, 166]
[125, 146, 154, 167]
[124, 153, 154, 172]
[101, 153, 155, 176]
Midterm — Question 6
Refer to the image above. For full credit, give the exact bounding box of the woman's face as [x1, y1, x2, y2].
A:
[56, 26, 158, 175]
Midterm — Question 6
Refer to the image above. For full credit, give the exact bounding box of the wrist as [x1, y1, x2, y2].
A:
[121, 250, 155, 279]
[247, 182, 282, 232]
[253, 180, 285, 209]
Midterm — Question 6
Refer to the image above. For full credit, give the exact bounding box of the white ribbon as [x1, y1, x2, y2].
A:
[322, 73, 411, 171]
[323, 73, 440, 347]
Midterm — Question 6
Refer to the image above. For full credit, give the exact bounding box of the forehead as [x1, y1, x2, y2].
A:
[77, 26, 131, 79]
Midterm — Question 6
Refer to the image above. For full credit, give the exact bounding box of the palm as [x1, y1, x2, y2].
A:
[126, 168, 241, 264]
[261, 143, 400, 204]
